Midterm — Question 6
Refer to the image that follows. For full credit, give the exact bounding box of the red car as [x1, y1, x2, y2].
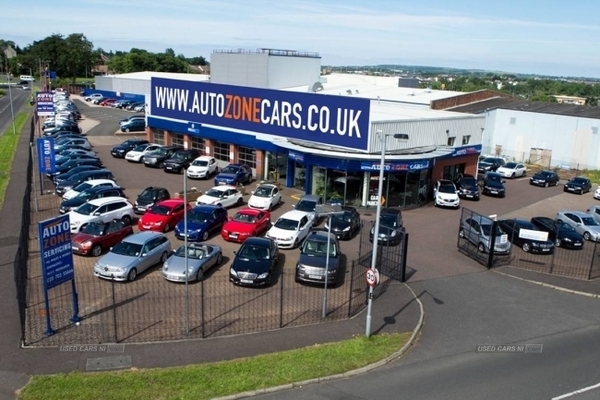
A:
[137, 199, 191, 232]
[71, 219, 134, 256]
[221, 208, 271, 243]
[100, 98, 117, 106]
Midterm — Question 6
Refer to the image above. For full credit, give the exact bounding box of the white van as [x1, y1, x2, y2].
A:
[19, 75, 35, 82]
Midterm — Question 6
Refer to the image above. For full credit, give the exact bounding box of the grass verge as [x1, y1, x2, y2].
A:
[18, 332, 410, 400]
[0, 112, 29, 206]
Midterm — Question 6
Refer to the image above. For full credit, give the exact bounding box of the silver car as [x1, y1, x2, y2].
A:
[94, 232, 171, 281]
[162, 243, 223, 282]
[556, 210, 600, 241]
[459, 215, 511, 254]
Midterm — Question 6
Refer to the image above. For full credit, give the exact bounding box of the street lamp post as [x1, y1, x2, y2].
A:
[183, 169, 190, 336]
[4, 59, 16, 135]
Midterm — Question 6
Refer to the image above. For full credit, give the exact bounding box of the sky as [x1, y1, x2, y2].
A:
[2, 0, 599, 78]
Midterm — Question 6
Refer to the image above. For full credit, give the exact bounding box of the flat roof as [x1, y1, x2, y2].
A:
[369, 101, 484, 122]
[108, 71, 210, 82]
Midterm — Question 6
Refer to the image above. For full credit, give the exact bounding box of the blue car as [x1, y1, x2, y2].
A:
[214, 164, 253, 186]
[174, 205, 228, 242]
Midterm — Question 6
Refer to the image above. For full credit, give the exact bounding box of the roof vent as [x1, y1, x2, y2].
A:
[346, 89, 352, 95]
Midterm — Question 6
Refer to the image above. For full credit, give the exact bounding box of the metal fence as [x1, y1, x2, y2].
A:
[457, 208, 600, 280]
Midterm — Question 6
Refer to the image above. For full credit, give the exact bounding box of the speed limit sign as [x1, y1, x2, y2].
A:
[366, 268, 378, 287]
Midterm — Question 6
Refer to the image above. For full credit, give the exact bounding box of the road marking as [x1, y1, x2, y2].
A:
[552, 382, 600, 399]
[291, 193, 302, 200]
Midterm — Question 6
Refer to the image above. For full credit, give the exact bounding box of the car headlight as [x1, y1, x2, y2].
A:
[391, 231, 397, 237]
[188, 266, 195, 272]
[63, 186, 72, 191]
[257, 272, 269, 279]
[222, 229, 228, 234]
[564, 238, 572, 242]
[81, 241, 92, 249]
[163, 263, 168, 270]
[94, 262, 100, 269]
[327, 269, 336, 275]
[532, 242, 540, 247]
[343, 226, 351, 231]
[282, 236, 293, 241]
[370, 227, 374, 234]
[229, 268, 237, 276]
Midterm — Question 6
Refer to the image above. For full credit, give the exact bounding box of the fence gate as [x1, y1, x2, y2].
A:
[457, 208, 511, 268]
[357, 221, 408, 282]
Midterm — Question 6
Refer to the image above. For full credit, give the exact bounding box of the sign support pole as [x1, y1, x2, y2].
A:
[70, 279, 80, 323]
[30, 142, 39, 212]
[42, 283, 55, 336]
[184, 170, 189, 336]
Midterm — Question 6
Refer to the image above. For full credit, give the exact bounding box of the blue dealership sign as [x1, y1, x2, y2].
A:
[36, 137, 56, 173]
[150, 78, 371, 150]
[360, 160, 430, 172]
[36, 91, 55, 116]
[38, 215, 75, 290]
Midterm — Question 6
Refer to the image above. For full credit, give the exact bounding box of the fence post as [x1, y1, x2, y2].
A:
[588, 240, 597, 280]
[279, 261, 284, 328]
[348, 261, 355, 317]
[486, 221, 499, 269]
[111, 274, 117, 343]
[401, 233, 409, 282]
[201, 276, 205, 338]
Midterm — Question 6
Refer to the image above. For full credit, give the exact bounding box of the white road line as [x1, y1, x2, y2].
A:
[552, 382, 600, 399]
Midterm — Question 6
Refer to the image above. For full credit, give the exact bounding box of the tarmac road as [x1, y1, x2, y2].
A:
[0, 85, 29, 136]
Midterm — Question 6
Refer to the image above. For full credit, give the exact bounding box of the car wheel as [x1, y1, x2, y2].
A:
[265, 272, 272, 286]
[202, 230, 209, 241]
[91, 245, 102, 257]
[522, 242, 531, 252]
[196, 269, 203, 282]
[127, 268, 137, 281]
[216, 252, 223, 265]
[433, 198, 438, 207]
[160, 251, 168, 264]
[163, 223, 170, 233]
[122, 215, 132, 225]
[555, 238, 561, 248]
[293, 238, 299, 248]
[478, 243, 486, 253]
[125, 128, 130, 132]
[295, 273, 301, 283]
[584, 232, 591, 241]
[236, 197, 243, 206]
[544, 182, 549, 188]
[511, 172, 515, 178]
[158, 161, 164, 168]
[555, 180, 559, 186]
[459, 229, 465, 238]
[139, 156, 144, 163]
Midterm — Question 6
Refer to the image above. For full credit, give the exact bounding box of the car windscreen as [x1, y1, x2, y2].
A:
[274, 218, 299, 231]
[481, 223, 504, 237]
[238, 244, 269, 260]
[149, 205, 170, 215]
[75, 202, 98, 216]
[380, 214, 399, 228]
[191, 159, 208, 166]
[438, 184, 456, 194]
[332, 212, 353, 223]
[111, 241, 143, 257]
[505, 162, 517, 168]
[558, 223, 576, 233]
[80, 222, 106, 235]
[233, 212, 257, 223]
[74, 182, 93, 192]
[175, 246, 204, 259]
[206, 189, 226, 198]
[302, 239, 337, 256]
[138, 190, 156, 201]
[132, 144, 147, 152]
[253, 187, 272, 197]
[486, 175, 502, 182]
[461, 177, 478, 186]
[221, 166, 239, 174]
[189, 211, 210, 223]
[295, 200, 316, 212]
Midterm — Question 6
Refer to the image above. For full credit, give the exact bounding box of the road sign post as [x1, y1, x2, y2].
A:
[366, 268, 378, 287]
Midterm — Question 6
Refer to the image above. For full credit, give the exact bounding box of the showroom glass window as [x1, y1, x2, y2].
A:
[266, 151, 287, 181]
[311, 167, 363, 207]
[238, 146, 256, 168]
[171, 133, 184, 147]
[191, 137, 205, 153]
[213, 141, 229, 162]
[152, 129, 165, 145]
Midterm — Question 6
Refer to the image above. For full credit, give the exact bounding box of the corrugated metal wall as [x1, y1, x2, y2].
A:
[267, 56, 320, 89]
[210, 53, 269, 88]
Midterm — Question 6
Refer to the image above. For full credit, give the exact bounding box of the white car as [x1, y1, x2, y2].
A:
[84, 93, 103, 102]
[594, 187, 600, 200]
[125, 143, 162, 163]
[62, 179, 119, 200]
[433, 179, 460, 208]
[68, 197, 134, 233]
[266, 210, 314, 249]
[186, 156, 218, 179]
[196, 186, 244, 208]
[248, 184, 282, 211]
[497, 162, 527, 179]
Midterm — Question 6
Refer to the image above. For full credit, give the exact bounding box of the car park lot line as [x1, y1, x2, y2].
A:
[552, 382, 600, 399]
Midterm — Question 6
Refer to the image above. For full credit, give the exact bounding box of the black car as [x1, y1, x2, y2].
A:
[52, 166, 101, 184]
[59, 186, 126, 214]
[323, 206, 361, 240]
[163, 149, 201, 174]
[143, 146, 184, 168]
[55, 169, 115, 195]
[477, 157, 506, 174]
[529, 170, 560, 187]
[369, 208, 403, 246]
[563, 176, 592, 194]
[49, 158, 103, 178]
[110, 139, 150, 158]
[55, 155, 99, 166]
[134, 186, 171, 214]
[43, 125, 81, 136]
[229, 237, 279, 287]
[295, 230, 341, 286]
[530, 216, 584, 249]
[481, 172, 506, 197]
[44, 130, 83, 140]
[497, 219, 555, 254]
[119, 115, 145, 125]
[455, 174, 480, 200]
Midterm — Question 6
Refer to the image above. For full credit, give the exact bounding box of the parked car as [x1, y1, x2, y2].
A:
[92, 97, 105, 105]
[214, 164, 253, 186]
[120, 119, 146, 132]
[481, 172, 506, 197]
[110, 139, 149, 158]
[162, 243, 223, 282]
[459, 215, 512, 254]
[52, 166, 101, 184]
[43, 125, 81, 136]
[62, 178, 119, 200]
[196, 186, 244, 208]
[587, 205, 600, 224]
[134, 187, 171, 214]
[54, 137, 91, 151]
[59, 186, 127, 214]
[93, 232, 171, 282]
[71, 219, 134, 257]
[433, 179, 460, 208]
[50, 160, 104, 182]
[266, 210, 314, 249]
[530, 216, 584, 249]
[563, 177, 592, 194]
[163, 149, 201, 174]
[55, 148, 96, 160]
[454, 174, 480, 200]
[556, 210, 600, 241]
[125, 143, 162, 163]
[174, 205, 228, 242]
[55, 154, 100, 167]
[497, 219, 554, 254]
[295, 230, 341, 286]
[323, 206, 361, 240]
[186, 156, 218, 179]
[477, 157, 506, 174]
[369, 208, 404, 246]
[143, 146, 184, 168]
[68, 196, 134, 233]
[113, 99, 135, 109]
[55, 169, 115, 196]
[119, 115, 145, 125]
[229, 237, 278, 287]
[292, 194, 324, 224]
[594, 186, 600, 200]
[84, 93, 103, 102]
[221, 208, 271, 243]
[248, 184, 282, 211]
[100, 98, 117, 106]
[137, 199, 191, 233]
[497, 162, 527, 179]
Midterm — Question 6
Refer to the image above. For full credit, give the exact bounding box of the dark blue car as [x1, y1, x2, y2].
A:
[174, 205, 228, 242]
[214, 164, 253, 186]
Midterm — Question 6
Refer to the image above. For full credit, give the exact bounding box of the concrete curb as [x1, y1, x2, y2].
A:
[213, 283, 425, 400]
[493, 270, 600, 299]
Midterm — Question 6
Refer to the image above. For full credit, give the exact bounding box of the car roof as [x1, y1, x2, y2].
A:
[242, 237, 273, 247]
[279, 210, 310, 221]
[194, 155, 214, 161]
[468, 215, 493, 225]
[306, 230, 337, 242]
[381, 208, 401, 216]
[123, 231, 164, 244]
[84, 185, 123, 194]
[485, 172, 502, 177]
[502, 218, 535, 227]
[84, 179, 115, 185]
[142, 186, 167, 192]
[87, 196, 129, 206]
[298, 194, 321, 202]
[559, 210, 589, 216]
[235, 208, 262, 215]
[438, 179, 455, 186]
[208, 185, 237, 191]
[192, 204, 223, 212]
[156, 199, 184, 207]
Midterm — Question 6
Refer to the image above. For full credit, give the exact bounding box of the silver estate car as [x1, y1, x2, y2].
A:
[459, 215, 511, 254]
[94, 232, 171, 281]
[162, 243, 223, 282]
[556, 210, 600, 241]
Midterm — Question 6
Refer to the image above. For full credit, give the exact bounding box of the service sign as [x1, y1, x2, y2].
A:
[360, 160, 430, 172]
[518, 229, 549, 242]
[36, 137, 56, 173]
[38, 215, 75, 290]
[36, 91, 55, 116]
[150, 78, 371, 150]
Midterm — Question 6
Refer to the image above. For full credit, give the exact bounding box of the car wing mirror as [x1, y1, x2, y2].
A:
[251, 191, 255, 194]
[141, 253, 147, 257]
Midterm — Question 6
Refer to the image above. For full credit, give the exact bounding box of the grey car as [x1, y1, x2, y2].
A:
[459, 215, 512, 254]
[93, 232, 171, 281]
[556, 210, 600, 241]
[295, 230, 341, 286]
[162, 243, 223, 282]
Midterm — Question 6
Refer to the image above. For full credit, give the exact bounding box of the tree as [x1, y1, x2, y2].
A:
[60, 33, 94, 83]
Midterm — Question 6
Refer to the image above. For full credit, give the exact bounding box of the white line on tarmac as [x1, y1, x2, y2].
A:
[552, 382, 600, 399]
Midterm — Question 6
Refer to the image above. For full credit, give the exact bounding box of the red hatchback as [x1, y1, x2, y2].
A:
[100, 98, 117, 106]
[221, 208, 271, 243]
[137, 199, 191, 232]
[71, 219, 134, 257]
